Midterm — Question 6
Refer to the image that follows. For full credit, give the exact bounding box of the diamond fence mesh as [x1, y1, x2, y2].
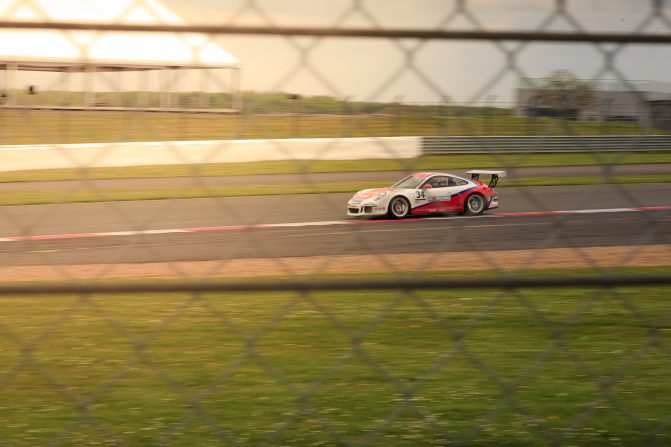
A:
[0, 0, 670, 445]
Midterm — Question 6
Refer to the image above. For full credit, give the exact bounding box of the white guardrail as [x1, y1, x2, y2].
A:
[423, 135, 671, 154]
[0, 137, 422, 172]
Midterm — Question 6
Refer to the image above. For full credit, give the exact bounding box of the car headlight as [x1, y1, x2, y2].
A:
[373, 192, 387, 201]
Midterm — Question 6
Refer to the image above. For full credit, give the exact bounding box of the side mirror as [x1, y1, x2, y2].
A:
[422, 184, 432, 189]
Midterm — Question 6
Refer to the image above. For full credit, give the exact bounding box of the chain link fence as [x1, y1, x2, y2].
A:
[0, 0, 670, 445]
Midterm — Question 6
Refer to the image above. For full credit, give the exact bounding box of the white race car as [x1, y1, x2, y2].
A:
[347, 170, 505, 218]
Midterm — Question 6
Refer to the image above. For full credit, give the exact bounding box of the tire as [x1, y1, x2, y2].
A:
[464, 193, 486, 216]
[388, 196, 410, 219]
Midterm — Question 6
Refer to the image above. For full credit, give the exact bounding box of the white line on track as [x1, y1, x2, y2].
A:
[263, 220, 349, 228]
[265, 222, 553, 239]
[1, 206, 669, 244]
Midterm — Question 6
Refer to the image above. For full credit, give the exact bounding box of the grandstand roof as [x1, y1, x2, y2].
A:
[0, 0, 239, 71]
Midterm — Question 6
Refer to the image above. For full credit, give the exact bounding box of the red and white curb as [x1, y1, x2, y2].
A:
[1, 206, 669, 243]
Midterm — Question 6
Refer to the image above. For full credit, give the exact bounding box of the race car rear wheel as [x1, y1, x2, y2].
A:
[388, 196, 410, 219]
[464, 193, 486, 216]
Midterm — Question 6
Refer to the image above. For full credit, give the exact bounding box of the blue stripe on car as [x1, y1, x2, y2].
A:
[411, 186, 477, 211]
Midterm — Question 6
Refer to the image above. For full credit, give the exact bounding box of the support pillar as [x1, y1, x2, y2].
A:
[232, 67, 243, 112]
[84, 65, 96, 107]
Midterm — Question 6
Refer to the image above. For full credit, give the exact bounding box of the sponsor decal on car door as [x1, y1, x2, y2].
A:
[424, 176, 471, 211]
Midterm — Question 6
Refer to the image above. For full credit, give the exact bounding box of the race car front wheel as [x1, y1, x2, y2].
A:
[388, 196, 410, 218]
[464, 193, 486, 216]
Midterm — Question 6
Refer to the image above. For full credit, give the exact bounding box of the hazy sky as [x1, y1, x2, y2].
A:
[1, 0, 669, 104]
[157, 0, 671, 104]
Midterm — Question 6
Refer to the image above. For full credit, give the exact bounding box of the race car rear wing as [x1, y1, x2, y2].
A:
[466, 170, 507, 188]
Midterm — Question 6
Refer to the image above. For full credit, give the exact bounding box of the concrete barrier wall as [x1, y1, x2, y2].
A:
[0, 137, 422, 172]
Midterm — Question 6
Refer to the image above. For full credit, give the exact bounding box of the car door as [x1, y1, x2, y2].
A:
[423, 175, 468, 212]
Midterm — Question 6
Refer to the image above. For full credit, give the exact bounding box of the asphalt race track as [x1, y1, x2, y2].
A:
[0, 164, 668, 192]
[0, 183, 669, 266]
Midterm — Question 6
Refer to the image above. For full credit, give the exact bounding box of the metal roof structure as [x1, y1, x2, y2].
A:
[0, 0, 241, 112]
[0, 0, 240, 71]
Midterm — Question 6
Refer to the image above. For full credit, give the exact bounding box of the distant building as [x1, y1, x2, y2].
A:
[517, 79, 671, 130]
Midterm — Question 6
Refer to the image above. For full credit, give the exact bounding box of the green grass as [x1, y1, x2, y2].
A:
[1, 280, 670, 446]
[506, 174, 671, 187]
[0, 110, 666, 146]
[1, 152, 670, 185]
[1, 175, 670, 206]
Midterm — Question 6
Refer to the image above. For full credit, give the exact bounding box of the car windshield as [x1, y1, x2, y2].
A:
[392, 175, 424, 189]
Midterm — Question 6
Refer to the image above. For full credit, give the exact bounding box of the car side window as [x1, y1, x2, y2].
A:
[427, 176, 448, 188]
[448, 176, 469, 187]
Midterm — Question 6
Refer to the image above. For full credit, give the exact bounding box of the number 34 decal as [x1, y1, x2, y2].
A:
[415, 190, 426, 200]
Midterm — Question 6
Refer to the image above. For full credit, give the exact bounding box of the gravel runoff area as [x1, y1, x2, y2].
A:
[1, 244, 668, 282]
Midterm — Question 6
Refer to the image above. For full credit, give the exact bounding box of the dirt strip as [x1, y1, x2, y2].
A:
[1, 245, 669, 282]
